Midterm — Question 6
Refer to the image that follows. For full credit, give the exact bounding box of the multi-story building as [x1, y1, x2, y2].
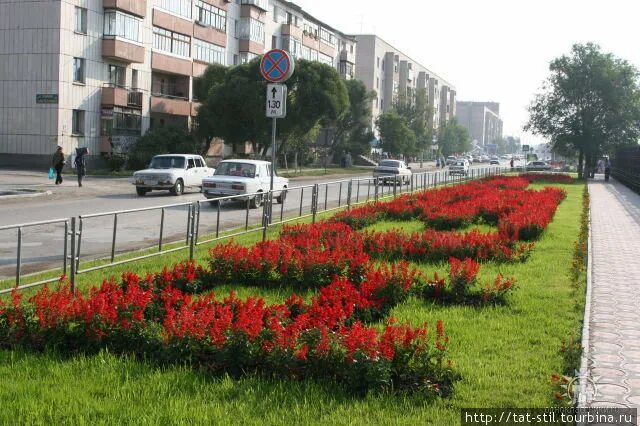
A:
[0, 0, 356, 167]
[455, 101, 503, 148]
[352, 35, 456, 134]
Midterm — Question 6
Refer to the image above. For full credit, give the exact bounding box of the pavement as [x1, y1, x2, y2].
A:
[583, 176, 640, 409]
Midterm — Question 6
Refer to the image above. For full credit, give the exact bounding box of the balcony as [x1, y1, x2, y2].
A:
[340, 49, 355, 64]
[101, 85, 143, 109]
[150, 78, 191, 116]
[240, 0, 268, 12]
[103, 0, 147, 17]
[238, 40, 264, 55]
[281, 24, 303, 39]
[102, 38, 145, 63]
[151, 51, 192, 76]
[318, 41, 335, 57]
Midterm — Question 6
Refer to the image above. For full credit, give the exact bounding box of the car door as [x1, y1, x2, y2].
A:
[185, 157, 199, 187]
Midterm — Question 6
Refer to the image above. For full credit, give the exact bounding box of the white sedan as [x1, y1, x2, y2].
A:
[201, 160, 289, 208]
[373, 159, 412, 184]
[132, 154, 214, 196]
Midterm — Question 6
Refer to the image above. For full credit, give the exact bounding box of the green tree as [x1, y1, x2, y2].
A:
[504, 136, 521, 154]
[332, 79, 376, 156]
[127, 127, 201, 170]
[376, 111, 416, 158]
[395, 89, 433, 154]
[526, 43, 640, 178]
[438, 118, 471, 156]
[195, 59, 348, 159]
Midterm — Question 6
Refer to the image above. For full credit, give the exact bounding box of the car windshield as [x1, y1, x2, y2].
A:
[379, 160, 401, 168]
[455, 161, 466, 166]
[215, 162, 257, 178]
[149, 156, 186, 169]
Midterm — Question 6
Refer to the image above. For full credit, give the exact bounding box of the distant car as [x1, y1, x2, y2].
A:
[373, 159, 412, 184]
[201, 160, 289, 208]
[526, 161, 552, 171]
[473, 156, 482, 163]
[446, 156, 458, 166]
[449, 160, 469, 176]
[480, 155, 490, 163]
[490, 159, 500, 165]
[132, 154, 214, 196]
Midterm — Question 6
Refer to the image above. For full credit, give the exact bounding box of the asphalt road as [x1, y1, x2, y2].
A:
[0, 162, 508, 279]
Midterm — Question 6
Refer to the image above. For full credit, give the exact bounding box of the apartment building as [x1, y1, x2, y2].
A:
[352, 35, 456, 134]
[455, 101, 503, 148]
[0, 0, 356, 167]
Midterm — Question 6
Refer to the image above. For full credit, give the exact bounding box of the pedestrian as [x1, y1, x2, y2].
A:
[510, 157, 515, 170]
[51, 146, 65, 184]
[74, 147, 89, 187]
[604, 159, 611, 182]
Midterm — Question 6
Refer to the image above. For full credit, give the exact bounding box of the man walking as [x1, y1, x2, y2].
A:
[51, 146, 65, 184]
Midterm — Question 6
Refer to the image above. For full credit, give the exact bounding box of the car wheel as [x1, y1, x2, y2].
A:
[250, 192, 263, 209]
[170, 179, 184, 196]
[276, 188, 287, 204]
[136, 187, 148, 197]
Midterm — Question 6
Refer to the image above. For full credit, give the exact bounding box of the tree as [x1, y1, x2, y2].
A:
[376, 111, 416, 158]
[195, 59, 349, 159]
[395, 89, 433, 155]
[332, 79, 376, 157]
[526, 43, 640, 178]
[127, 126, 201, 170]
[438, 118, 471, 156]
[504, 136, 521, 154]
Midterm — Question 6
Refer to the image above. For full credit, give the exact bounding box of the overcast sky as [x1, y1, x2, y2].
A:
[293, 0, 640, 146]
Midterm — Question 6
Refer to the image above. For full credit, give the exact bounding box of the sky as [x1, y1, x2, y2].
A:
[292, 0, 640, 147]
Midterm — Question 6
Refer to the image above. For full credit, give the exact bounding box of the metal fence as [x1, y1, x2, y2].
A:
[0, 166, 507, 295]
[613, 145, 640, 194]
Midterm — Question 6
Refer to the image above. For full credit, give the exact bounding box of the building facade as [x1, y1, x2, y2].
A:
[455, 101, 503, 148]
[352, 35, 456, 134]
[0, 0, 356, 166]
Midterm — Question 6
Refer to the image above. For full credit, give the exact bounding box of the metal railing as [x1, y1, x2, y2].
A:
[0, 166, 507, 295]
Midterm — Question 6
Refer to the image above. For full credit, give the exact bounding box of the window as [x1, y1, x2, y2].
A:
[339, 61, 354, 78]
[282, 37, 302, 58]
[188, 158, 195, 169]
[73, 58, 85, 84]
[193, 38, 226, 65]
[104, 10, 141, 42]
[72, 110, 85, 135]
[113, 108, 142, 134]
[153, 26, 191, 57]
[319, 28, 335, 46]
[376, 77, 379, 89]
[131, 69, 138, 89]
[237, 17, 264, 43]
[377, 57, 380, 68]
[154, 0, 191, 19]
[108, 64, 126, 87]
[195, 1, 226, 31]
[195, 158, 204, 167]
[239, 52, 258, 64]
[318, 52, 333, 67]
[271, 35, 277, 49]
[240, 0, 268, 10]
[74, 7, 87, 34]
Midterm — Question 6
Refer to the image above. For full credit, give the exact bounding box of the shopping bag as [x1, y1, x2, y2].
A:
[48, 167, 55, 179]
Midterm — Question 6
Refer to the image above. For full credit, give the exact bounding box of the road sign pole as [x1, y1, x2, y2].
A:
[271, 117, 276, 193]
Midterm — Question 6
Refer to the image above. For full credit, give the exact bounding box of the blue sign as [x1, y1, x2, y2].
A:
[260, 49, 294, 83]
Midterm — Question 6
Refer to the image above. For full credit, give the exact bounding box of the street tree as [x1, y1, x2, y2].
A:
[395, 89, 433, 155]
[195, 59, 349, 159]
[438, 118, 471, 156]
[332, 79, 376, 157]
[376, 111, 416, 158]
[526, 43, 640, 178]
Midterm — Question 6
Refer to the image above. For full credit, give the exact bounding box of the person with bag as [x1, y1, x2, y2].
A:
[74, 147, 89, 187]
[51, 146, 65, 184]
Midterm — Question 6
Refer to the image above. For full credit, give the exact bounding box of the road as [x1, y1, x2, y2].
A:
[0, 162, 508, 279]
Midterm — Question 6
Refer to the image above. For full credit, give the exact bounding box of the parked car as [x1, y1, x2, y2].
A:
[445, 156, 458, 166]
[449, 160, 469, 176]
[489, 156, 500, 165]
[526, 161, 552, 171]
[132, 154, 214, 196]
[472, 156, 482, 163]
[201, 160, 288, 208]
[373, 159, 412, 184]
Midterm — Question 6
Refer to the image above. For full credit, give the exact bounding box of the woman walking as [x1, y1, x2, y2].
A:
[51, 146, 65, 184]
[74, 147, 89, 187]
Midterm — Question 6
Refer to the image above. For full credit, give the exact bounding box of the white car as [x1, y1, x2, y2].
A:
[133, 154, 214, 196]
[373, 159, 412, 184]
[201, 160, 289, 208]
[449, 160, 470, 176]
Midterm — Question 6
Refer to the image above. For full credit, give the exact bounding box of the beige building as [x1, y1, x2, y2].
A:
[455, 101, 503, 148]
[0, 0, 356, 167]
[352, 35, 456, 134]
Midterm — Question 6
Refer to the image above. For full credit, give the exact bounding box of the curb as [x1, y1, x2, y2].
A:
[0, 190, 52, 200]
[577, 184, 593, 412]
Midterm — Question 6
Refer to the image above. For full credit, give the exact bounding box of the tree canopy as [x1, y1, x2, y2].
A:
[332, 79, 376, 156]
[194, 59, 348, 159]
[437, 118, 471, 156]
[376, 111, 416, 157]
[526, 42, 640, 177]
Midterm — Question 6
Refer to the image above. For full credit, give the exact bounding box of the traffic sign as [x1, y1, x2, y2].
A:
[260, 49, 295, 83]
[266, 84, 287, 118]
[522, 144, 530, 152]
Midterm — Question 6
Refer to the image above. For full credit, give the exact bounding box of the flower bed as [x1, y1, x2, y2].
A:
[0, 264, 455, 396]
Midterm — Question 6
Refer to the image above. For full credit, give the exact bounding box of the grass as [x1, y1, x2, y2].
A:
[279, 166, 373, 178]
[0, 182, 587, 424]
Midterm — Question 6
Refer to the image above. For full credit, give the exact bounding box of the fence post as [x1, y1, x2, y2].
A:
[374, 178, 380, 202]
[312, 184, 319, 224]
[189, 203, 196, 261]
[262, 192, 270, 242]
[75, 218, 83, 270]
[111, 214, 118, 263]
[70, 217, 76, 293]
[63, 220, 69, 275]
[15, 227, 22, 288]
[347, 180, 353, 209]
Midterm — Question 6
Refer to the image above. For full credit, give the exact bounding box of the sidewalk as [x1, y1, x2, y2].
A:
[584, 176, 640, 408]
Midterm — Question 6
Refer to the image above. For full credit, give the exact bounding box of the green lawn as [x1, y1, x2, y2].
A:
[0, 182, 586, 425]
